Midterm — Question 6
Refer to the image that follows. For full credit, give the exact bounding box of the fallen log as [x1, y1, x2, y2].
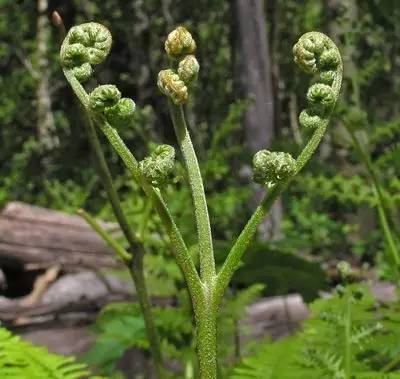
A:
[0, 202, 120, 270]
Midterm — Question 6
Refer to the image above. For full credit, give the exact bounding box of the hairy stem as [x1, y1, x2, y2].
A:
[216, 121, 328, 296]
[168, 102, 215, 283]
[196, 302, 218, 379]
[97, 118, 204, 306]
[84, 114, 137, 248]
[64, 68, 165, 378]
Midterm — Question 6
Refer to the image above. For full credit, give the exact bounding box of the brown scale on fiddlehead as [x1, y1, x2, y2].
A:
[158, 27, 200, 105]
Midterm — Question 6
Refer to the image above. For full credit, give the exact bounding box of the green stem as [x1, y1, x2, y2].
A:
[78, 209, 131, 263]
[168, 102, 215, 283]
[63, 69, 201, 302]
[344, 293, 352, 379]
[348, 132, 400, 276]
[97, 118, 204, 306]
[129, 250, 165, 379]
[192, 288, 218, 379]
[84, 114, 137, 248]
[216, 122, 328, 296]
[64, 68, 165, 378]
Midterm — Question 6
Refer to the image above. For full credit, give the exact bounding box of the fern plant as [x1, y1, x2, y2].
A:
[60, 23, 342, 378]
[231, 280, 400, 379]
[0, 327, 98, 379]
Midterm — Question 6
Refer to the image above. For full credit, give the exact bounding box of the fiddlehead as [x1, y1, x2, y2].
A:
[293, 31, 342, 130]
[178, 55, 200, 86]
[104, 98, 136, 126]
[89, 84, 121, 110]
[88, 85, 136, 126]
[165, 26, 196, 60]
[60, 22, 112, 82]
[139, 144, 176, 187]
[158, 26, 200, 104]
[61, 23, 135, 127]
[157, 69, 188, 105]
[252, 150, 296, 186]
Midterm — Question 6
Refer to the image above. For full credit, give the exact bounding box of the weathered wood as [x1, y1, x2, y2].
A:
[0, 202, 121, 269]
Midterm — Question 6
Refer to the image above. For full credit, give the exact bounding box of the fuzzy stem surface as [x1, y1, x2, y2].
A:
[216, 122, 328, 296]
[195, 298, 218, 379]
[168, 102, 215, 284]
[97, 118, 204, 307]
[64, 68, 165, 378]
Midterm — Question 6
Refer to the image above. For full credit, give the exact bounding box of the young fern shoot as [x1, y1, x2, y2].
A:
[59, 23, 166, 379]
[60, 23, 342, 379]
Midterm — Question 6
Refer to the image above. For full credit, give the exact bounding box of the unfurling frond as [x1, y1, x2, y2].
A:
[157, 69, 188, 105]
[139, 144, 176, 187]
[60, 22, 112, 82]
[293, 31, 342, 130]
[252, 150, 296, 186]
[165, 26, 196, 59]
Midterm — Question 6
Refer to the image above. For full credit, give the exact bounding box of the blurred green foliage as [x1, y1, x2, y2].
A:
[231, 283, 400, 378]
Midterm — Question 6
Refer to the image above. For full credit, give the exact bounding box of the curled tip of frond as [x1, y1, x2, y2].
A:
[299, 110, 324, 129]
[157, 69, 188, 105]
[293, 32, 339, 73]
[139, 144, 176, 187]
[72, 62, 93, 82]
[252, 150, 296, 186]
[165, 26, 196, 59]
[60, 22, 112, 81]
[178, 55, 199, 86]
[293, 31, 342, 130]
[105, 98, 136, 126]
[89, 84, 121, 110]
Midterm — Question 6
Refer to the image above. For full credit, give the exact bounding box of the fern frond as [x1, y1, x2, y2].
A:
[231, 284, 400, 379]
[230, 337, 306, 379]
[297, 173, 376, 206]
[0, 327, 94, 379]
[303, 349, 345, 379]
[351, 324, 383, 349]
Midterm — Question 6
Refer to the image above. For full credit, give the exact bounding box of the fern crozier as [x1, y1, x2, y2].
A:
[89, 84, 121, 111]
[158, 69, 188, 105]
[178, 55, 200, 85]
[104, 98, 136, 126]
[139, 144, 176, 187]
[165, 26, 196, 59]
[60, 22, 112, 82]
[253, 150, 296, 185]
